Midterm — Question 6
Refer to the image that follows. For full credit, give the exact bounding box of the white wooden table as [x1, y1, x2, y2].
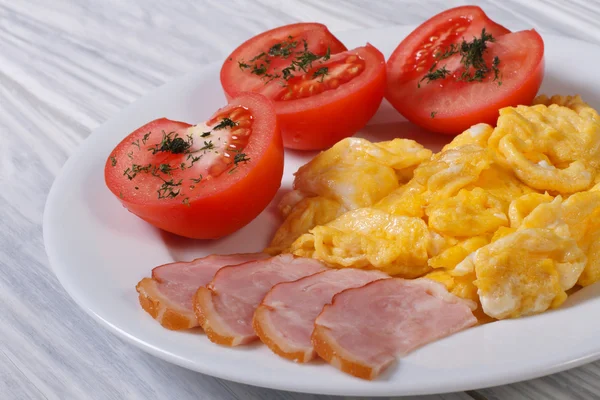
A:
[3, 0, 600, 399]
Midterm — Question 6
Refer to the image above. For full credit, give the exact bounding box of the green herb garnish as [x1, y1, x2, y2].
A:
[213, 118, 238, 130]
[420, 28, 502, 87]
[190, 175, 203, 184]
[313, 67, 329, 82]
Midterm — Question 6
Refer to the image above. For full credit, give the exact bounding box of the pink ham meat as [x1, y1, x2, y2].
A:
[254, 269, 389, 362]
[312, 278, 477, 380]
[193, 254, 327, 346]
[136, 253, 268, 330]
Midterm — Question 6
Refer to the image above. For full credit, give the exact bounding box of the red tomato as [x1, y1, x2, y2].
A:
[221, 23, 387, 150]
[385, 6, 544, 135]
[104, 93, 284, 239]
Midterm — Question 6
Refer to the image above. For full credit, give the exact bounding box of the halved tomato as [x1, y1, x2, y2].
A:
[221, 23, 386, 150]
[104, 93, 283, 239]
[385, 6, 544, 135]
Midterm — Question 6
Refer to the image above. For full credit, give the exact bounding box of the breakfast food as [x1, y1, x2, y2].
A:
[221, 23, 386, 150]
[193, 254, 327, 346]
[312, 278, 477, 379]
[116, 6, 600, 383]
[136, 253, 269, 330]
[104, 92, 283, 239]
[266, 137, 432, 254]
[253, 268, 388, 362]
[385, 6, 544, 135]
[285, 94, 600, 323]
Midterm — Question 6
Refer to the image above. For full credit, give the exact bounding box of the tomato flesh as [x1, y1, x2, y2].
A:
[275, 54, 366, 101]
[221, 23, 347, 96]
[104, 93, 284, 239]
[385, 6, 544, 135]
[221, 23, 387, 150]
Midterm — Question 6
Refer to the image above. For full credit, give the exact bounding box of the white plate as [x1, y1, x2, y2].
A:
[44, 25, 600, 396]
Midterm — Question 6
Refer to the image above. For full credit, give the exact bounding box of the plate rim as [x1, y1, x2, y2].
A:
[43, 26, 600, 396]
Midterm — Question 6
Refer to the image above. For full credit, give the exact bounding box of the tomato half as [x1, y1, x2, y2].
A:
[385, 6, 544, 135]
[104, 93, 284, 239]
[221, 23, 386, 150]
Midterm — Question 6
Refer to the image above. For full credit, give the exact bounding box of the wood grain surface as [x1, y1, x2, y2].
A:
[2, 0, 600, 399]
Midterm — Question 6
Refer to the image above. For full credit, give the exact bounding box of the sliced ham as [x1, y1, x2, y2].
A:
[254, 269, 389, 362]
[312, 278, 477, 380]
[193, 254, 327, 346]
[136, 253, 268, 330]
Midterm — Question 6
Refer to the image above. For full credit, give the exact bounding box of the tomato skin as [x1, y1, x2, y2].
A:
[224, 44, 387, 150]
[385, 6, 545, 135]
[277, 45, 386, 150]
[221, 23, 388, 150]
[104, 93, 284, 239]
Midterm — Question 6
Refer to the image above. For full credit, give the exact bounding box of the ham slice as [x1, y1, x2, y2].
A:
[254, 269, 388, 362]
[312, 278, 477, 380]
[136, 253, 268, 330]
[194, 254, 327, 346]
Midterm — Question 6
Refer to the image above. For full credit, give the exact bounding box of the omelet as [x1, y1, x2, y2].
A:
[266, 137, 431, 254]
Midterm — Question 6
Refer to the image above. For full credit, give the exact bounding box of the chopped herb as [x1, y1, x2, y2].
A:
[182, 197, 190, 207]
[492, 55, 501, 84]
[268, 38, 298, 58]
[282, 67, 294, 80]
[200, 141, 214, 151]
[157, 178, 182, 199]
[435, 44, 459, 60]
[234, 153, 250, 165]
[180, 162, 186, 170]
[294, 40, 320, 72]
[158, 163, 173, 174]
[190, 174, 203, 184]
[142, 132, 151, 145]
[250, 52, 267, 62]
[213, 118, 237, 130]
[419, 65, 451, 86]
[421, 28, 502, 87]
[251, 63, 268, 76]
[201, 131, 211, 137]
[148, 131, 192, 155]
[110, 156, 117, 167]
[119, 191, 123, 199]
[313, 67, 328, 82]
[238, 37, 331, 85]
[431, 111, 437, 118]
[187, 153, 202, 167]
[123, 163, 152, 180]
[127, 151, 133, 159]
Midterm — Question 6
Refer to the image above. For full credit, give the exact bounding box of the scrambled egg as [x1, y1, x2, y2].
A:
[266, 137, 431, 254]
[292, 208, 432, 278]
[489, 96, 600, 194]
[270, 94, 600, 321]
